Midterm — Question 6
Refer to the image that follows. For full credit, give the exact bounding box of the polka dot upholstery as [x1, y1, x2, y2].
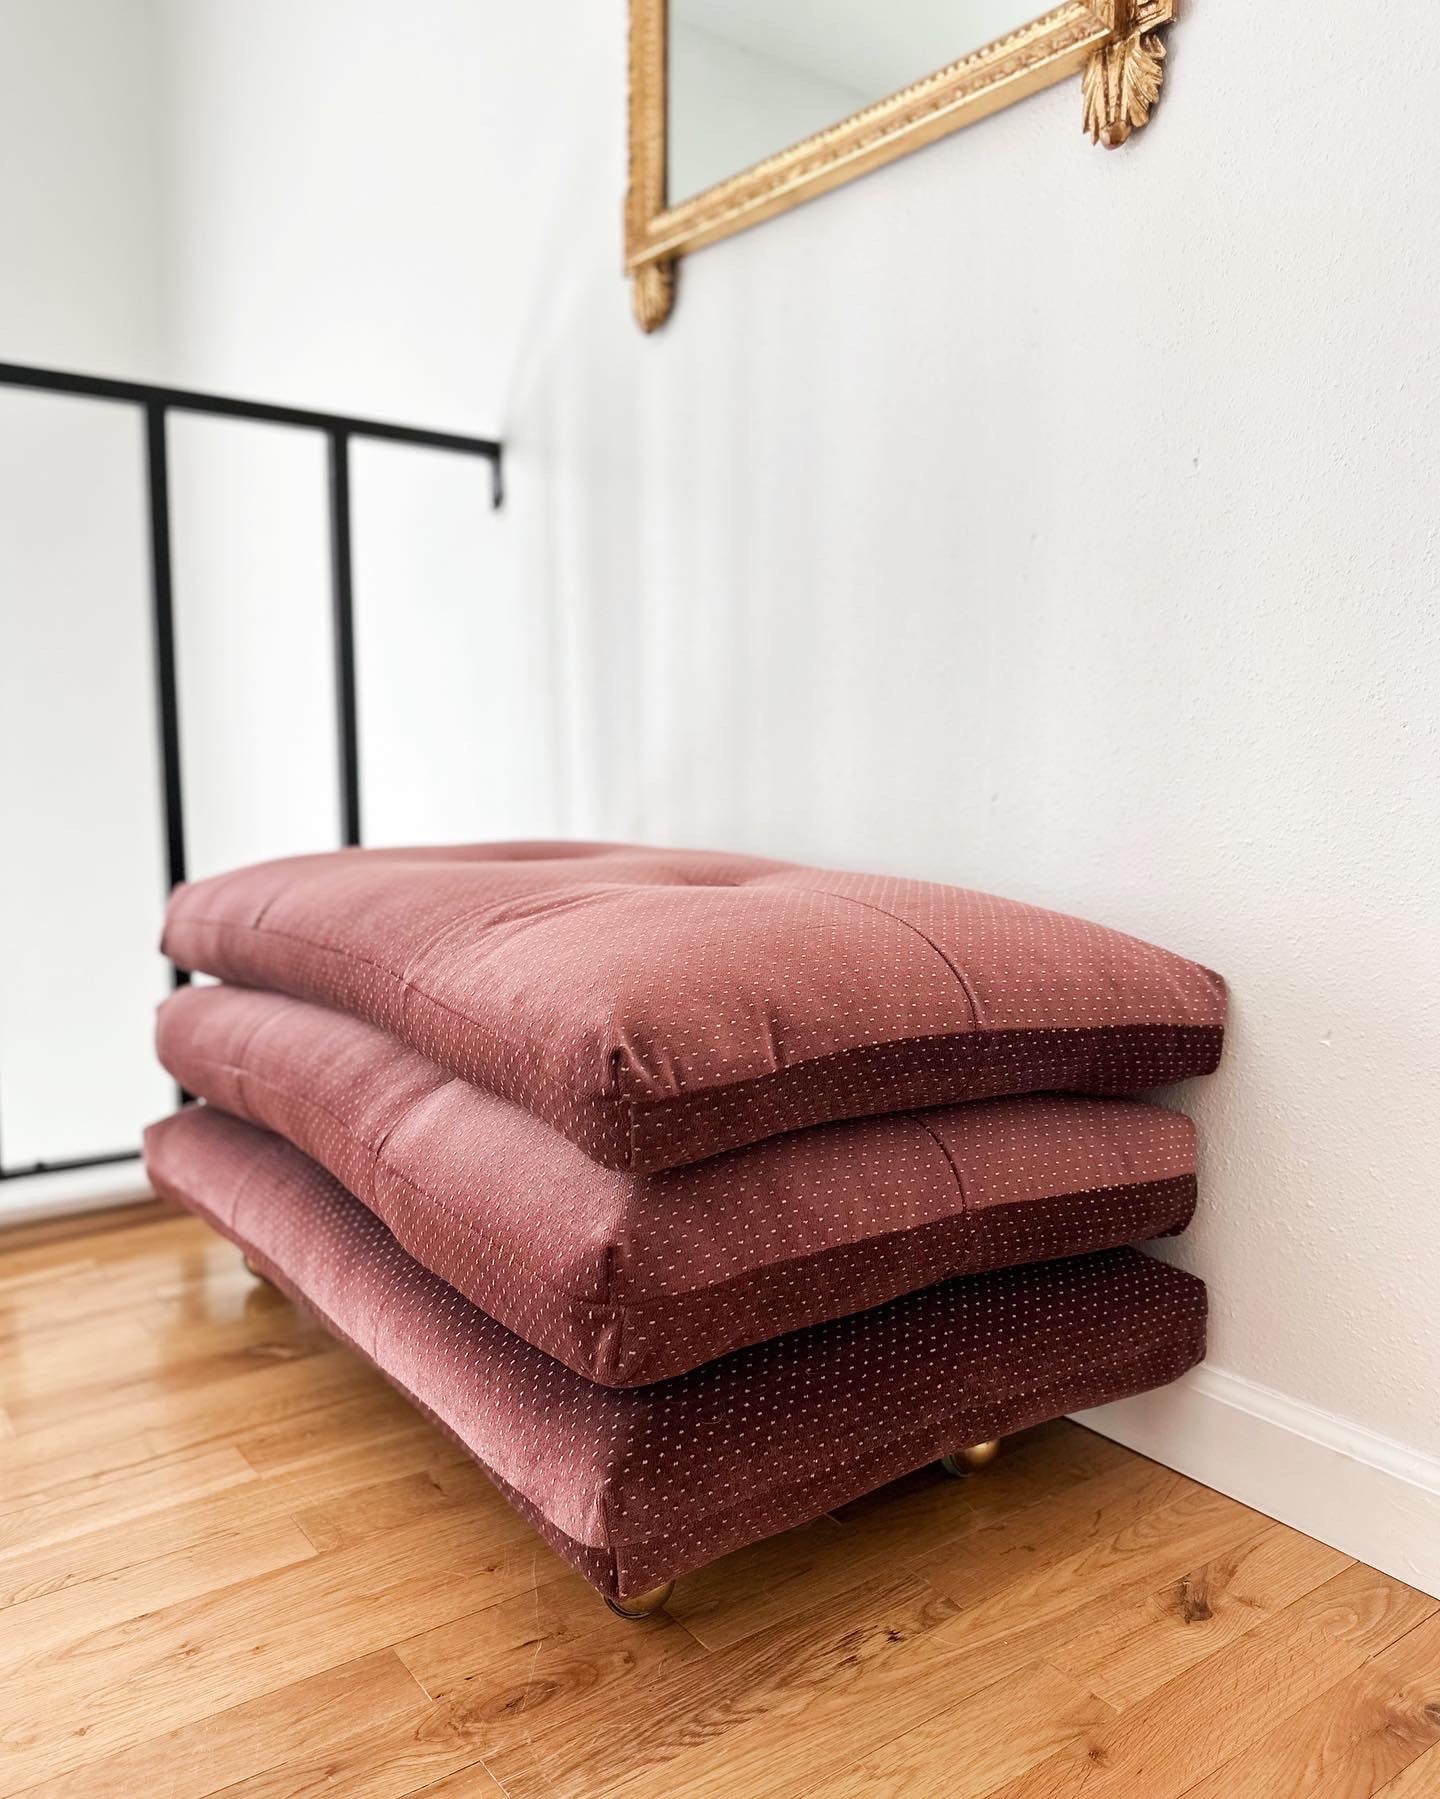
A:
[157, 984, 1198, 1386]
[143, 1106, 1208, 1601]
[161, 841, 1227, 1173]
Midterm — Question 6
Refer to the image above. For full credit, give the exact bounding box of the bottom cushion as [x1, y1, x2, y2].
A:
[143, 1105, 1207, 1601]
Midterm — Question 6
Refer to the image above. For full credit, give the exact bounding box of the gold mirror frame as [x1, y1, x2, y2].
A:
[626, 0, 1175, 331]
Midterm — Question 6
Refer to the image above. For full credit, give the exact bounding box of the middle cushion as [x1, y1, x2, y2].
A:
[157, 984, 1197, 1387]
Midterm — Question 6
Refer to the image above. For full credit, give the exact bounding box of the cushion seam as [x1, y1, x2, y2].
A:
[779, 883, 984, 1029]
[907, 1113, 973, 1212]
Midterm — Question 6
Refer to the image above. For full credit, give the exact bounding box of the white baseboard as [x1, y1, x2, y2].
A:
[0, 1158, 151, 1229]
[1074, 1364, 1440, 1600]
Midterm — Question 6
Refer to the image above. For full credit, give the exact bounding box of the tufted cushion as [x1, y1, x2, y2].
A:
[162, 841, 1226, 1174]
[156, 984, 1198, 1386]
[143, 1104, 1208, 1600]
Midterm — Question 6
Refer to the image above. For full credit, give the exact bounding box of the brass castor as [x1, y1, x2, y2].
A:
[604, 1581, 675, 1620]
[939, 1439, 1002, 1478]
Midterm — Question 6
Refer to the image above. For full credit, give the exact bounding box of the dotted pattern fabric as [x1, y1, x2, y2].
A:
[157, 984, 1198, 1387]
[161, 841, 1228, 1173]
[143, 1105, 1208, 1600]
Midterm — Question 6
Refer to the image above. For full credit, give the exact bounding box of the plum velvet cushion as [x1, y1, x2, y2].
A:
[157, 984, 1198, 1387]
[143, 1105, 1208, 1600]
[160, 841, 1227, 1174]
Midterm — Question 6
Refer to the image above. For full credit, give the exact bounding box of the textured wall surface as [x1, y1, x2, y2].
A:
[4, 0, 1439, 1461]
[481, 0, 1440, 1458]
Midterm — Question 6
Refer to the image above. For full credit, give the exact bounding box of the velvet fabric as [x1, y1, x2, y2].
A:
[161, 840, 1227, 1173]
[143, 1105, 1208, 1600]
[157, 984, 1198, 1386]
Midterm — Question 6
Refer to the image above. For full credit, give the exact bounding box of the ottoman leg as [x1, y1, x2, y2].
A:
[604, 1581, 675, 1621]
[939, 1439, 1002, 1478]
[243, 1256, 273, 1286]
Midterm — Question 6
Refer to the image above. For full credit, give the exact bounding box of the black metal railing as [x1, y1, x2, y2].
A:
[0, 360, 504, 1181]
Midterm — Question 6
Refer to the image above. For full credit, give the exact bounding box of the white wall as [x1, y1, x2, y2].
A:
[0, 391, 175, 1176]
[0, 0, 167, 378]
[2, 0, 1438, 1583]
[166, 414, 340, 879]
[157, 0, 560, 845]
[0, 0, 175, 1198]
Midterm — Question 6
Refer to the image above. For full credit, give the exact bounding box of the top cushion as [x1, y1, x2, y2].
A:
[162, 840, 1226, 1173]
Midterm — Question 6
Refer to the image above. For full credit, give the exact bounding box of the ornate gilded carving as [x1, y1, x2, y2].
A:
[627, 0, 1176, 330]
[1081, 29, 1167, 146]
[632, 260, 676, 334]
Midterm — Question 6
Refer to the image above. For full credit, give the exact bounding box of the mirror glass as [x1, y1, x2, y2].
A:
[667, 0, 1051, 206]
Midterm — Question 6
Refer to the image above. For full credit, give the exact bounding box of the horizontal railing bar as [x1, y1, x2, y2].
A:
[0, 1149, 142, 1181]
[0, 361, 501, 460]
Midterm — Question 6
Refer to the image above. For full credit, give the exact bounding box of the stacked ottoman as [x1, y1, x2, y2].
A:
[145, 842, 1225, 1617]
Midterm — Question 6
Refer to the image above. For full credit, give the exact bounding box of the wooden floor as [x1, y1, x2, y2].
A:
[1, 1208, 1438, 1798]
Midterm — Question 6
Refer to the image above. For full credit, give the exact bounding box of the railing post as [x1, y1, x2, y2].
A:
[144, 402, 190, 993]
[327, 429, 362, 848]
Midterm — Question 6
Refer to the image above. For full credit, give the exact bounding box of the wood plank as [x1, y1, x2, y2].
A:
[1374, 1743, 1440, 1795]
[404, 1768, 507, 1796]
[0, 1348, 386, 1502]
[673, 1421, 1131, 1652]
[129, 1292, 305, 1363]
[702, 1512, 1343, 1796]
[1049, 1520, 1354, 1709]
[1181, 1609, 1440, 1799]
[232, 1387, 430, 1474]
[0, 1434, 474, 1612]
[206, 1693, 526, 1797]
[0, 1516, 317, 1671]
[985, 1563, 1438, 1799]
[0, 1503, 560, 1790]
[3, 1312, 332, 1435]
[912, 1478, 1273, 1653]
[0, 1251, 256, 1344]
[663, 1514, 855, 1650]
[0, 1437, 250, 1529]
[807, 1663, 1115, 1798]
[0, 1211, 216, 1286]
[394, 1565, 703, 1752]
[0, 1443, 255, 1574]
[291, 1462, 496, 1553]
[20, 1651, 429, 1799]
[0, 1227, 252, 1348]
[0, 1256, 98, 1299]
[483, 1572, 958, 1799]
[0, 1312, 155, 1404]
